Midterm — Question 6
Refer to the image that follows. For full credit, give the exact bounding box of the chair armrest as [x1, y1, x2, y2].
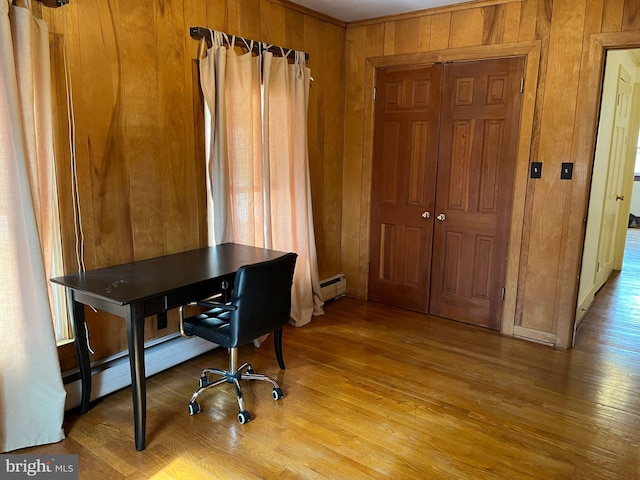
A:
[178, 304, 193, 338]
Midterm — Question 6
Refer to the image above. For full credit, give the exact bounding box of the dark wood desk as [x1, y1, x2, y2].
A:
[51, 243, 286, 451]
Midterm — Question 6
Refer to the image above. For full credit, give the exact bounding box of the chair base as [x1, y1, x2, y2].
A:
[188, 347, 284, 423]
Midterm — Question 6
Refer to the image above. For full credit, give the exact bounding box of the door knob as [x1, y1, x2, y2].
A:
[436, 213, 446, 221]
[616, 195, 624, 201]
[421, 211, 431, 219]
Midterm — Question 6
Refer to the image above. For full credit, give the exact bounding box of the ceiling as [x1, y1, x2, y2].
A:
[289, 0, 475, 22]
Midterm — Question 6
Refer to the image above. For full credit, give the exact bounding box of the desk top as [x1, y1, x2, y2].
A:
[51, 243, 287, 306]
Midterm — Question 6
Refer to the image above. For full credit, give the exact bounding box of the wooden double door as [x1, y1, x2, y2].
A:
[368, 57, 524, 329]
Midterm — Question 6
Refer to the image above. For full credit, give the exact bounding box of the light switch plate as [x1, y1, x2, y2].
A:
[530, 162, 542, 179]
[561, 162, 573, 180]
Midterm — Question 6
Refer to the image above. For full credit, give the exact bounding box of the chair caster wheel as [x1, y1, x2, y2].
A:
[237, 410, 251, 424]
[199, 375, 209, 388]
[272, 387, 284, 400]
[188, 401, 201, 415]
[247, 367, 255, 375]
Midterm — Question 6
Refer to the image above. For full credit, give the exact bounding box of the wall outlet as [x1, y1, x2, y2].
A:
[157, 312, 168, 330]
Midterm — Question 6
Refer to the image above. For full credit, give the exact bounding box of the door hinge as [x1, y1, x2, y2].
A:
[373, 87, 376, 101]
[501, 287, 505, 301]
[520, 77, 524, 93]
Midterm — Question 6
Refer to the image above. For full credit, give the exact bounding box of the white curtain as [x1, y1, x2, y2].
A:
[0, 0, 66, 452]
[200, 33, 323, 325]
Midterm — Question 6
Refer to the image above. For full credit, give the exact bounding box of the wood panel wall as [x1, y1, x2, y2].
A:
[342, 0, 640, 348]
[43, 0, 345, 364]
[44, 0, 640, 365]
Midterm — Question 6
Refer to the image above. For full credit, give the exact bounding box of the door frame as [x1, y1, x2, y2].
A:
[571, 34, 640, 345]
[360, 42, 540, 335]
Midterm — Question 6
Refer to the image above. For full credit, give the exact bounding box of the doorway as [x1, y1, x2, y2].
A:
[368, 56, 524, 330]
[576, 48, 640, 330]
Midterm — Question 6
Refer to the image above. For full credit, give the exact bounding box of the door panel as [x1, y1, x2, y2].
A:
[368, 66, 442, 313]
[368, 58, 523, 330]
[596, 65, 631, 288]
[429, 58, 523, 329]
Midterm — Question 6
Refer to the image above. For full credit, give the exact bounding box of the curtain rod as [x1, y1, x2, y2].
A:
[189, 27, 309, 61]
[41, 0, 69, 7]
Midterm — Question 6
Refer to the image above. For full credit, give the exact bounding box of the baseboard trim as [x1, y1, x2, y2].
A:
[63, 336, 216, 411]
[576, 290, 596, 325]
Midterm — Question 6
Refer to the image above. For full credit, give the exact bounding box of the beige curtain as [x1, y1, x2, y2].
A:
[0, 0, 66, 451]
[200, 33, 323, 325]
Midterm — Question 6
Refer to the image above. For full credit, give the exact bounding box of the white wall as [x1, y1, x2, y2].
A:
[632, 180, 640, 217]
[627, 85, 640, 220]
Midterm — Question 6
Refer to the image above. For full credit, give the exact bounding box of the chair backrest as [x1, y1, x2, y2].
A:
[228, 252, 297, 347]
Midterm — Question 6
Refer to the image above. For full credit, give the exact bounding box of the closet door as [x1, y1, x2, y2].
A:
[429, 58, 524, 329]
[368, 66, 442, 313]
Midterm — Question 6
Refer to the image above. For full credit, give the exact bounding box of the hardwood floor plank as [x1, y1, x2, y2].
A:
[15, 229, 640, 478]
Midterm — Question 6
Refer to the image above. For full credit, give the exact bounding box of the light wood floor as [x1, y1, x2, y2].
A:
[19, 229, 640, 479]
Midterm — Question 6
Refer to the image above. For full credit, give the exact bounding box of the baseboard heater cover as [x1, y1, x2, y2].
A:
[63, 335, 216, 411]
[320, 273, 346, 302]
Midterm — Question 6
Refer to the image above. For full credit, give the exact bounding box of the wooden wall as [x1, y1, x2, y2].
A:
[44, 0, 345, 364]
[341, 0, 640, 348]
[44, 0, 640, 365]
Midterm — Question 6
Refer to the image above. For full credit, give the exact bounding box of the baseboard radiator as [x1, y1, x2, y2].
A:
[63, 334, 216, 411]
[320, 273, 346, 302]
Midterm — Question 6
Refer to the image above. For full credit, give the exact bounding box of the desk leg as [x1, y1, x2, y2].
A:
[126, 304, 147, 451]
[69, 291, 92, 414]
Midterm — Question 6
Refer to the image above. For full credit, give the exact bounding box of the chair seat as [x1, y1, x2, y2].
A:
[182, 310, 232, 348]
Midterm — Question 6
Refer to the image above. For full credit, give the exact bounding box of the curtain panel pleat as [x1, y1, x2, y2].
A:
[0, 0, 66, 452]
[200, 33, 323, 326]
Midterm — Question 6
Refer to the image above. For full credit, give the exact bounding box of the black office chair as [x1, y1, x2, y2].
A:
[178, 252, 297, 424]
